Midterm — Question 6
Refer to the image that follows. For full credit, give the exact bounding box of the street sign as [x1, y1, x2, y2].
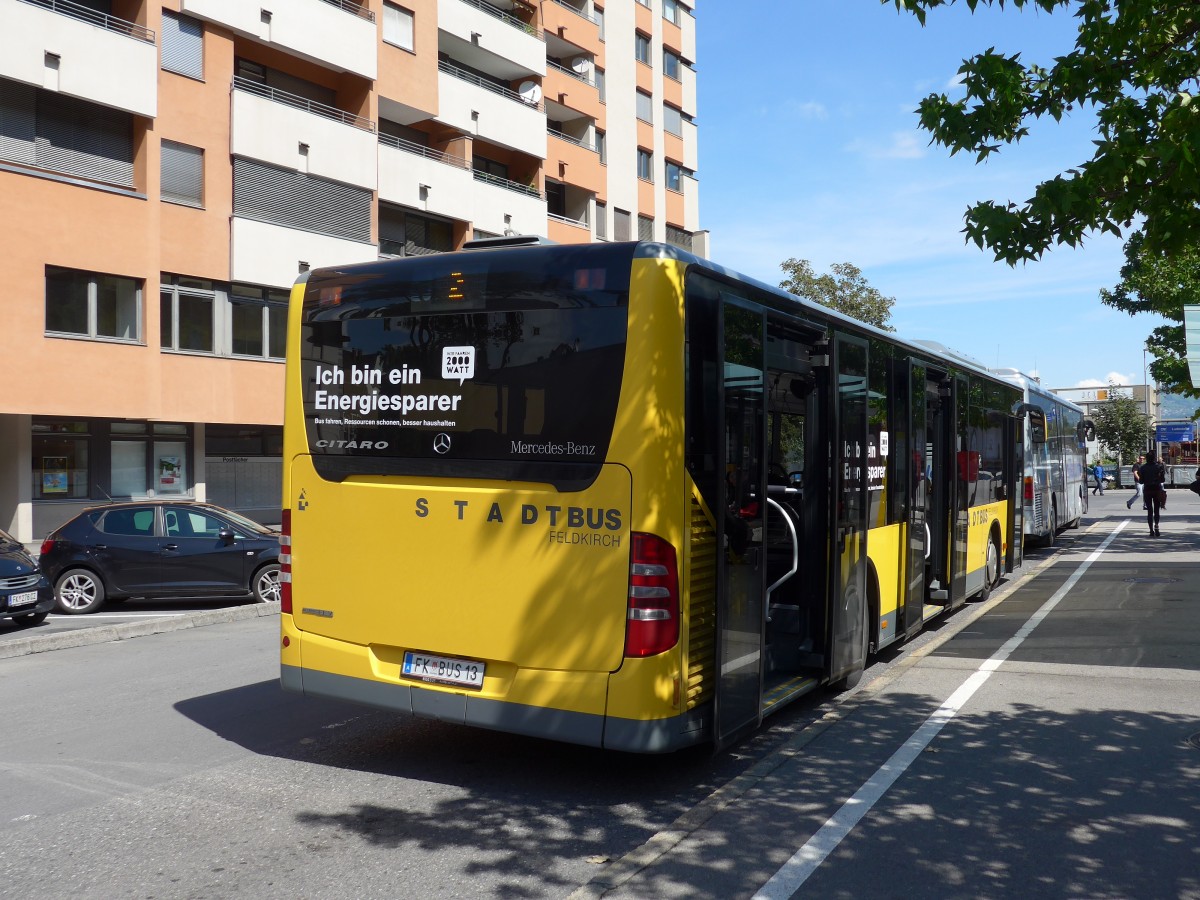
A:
[1155, 422, 1196, 442]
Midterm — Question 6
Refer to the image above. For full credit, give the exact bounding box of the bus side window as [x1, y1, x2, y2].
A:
[1029, 410, 1047, 445]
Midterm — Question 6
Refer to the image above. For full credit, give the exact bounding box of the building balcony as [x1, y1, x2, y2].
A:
[471, 171, 545, 237]
[230, 217, 376, 289]
[542, 1, 601, 58]
[547, 212, 589, 244]
[378, 135, 475, 221]
[437, 0, 545, 81]
[548, 129, 603, 197]
[2, 0, 157, 117]
[180, 0, 377, 80]
[681, 172, 700, 233]
[544, 62, 601, 122]
[231, 77, 377, 191]
[437, 61, 547, 159]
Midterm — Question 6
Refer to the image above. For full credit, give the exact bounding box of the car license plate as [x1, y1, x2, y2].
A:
[7, 590, 37, 609]
[402, 651, 485, 690]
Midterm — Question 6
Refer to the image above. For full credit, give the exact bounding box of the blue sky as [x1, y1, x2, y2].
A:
[694, 1, 1162, 390]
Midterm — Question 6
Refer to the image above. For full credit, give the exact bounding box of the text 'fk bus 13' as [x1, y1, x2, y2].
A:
[279, 239, 1030, 752]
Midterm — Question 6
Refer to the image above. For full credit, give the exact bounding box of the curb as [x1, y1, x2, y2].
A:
[0, 602, 280, 661]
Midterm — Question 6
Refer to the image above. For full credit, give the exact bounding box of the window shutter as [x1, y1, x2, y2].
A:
[233, 158, 372, 242]
[36, 92, 134, 188]
[383, 4, 414, 51]
[614, 208, 631, 242]
[0, 80, 37, 166]
[162, 11, 204, 80]
[638, 215, 654, 241]
[161, 141, 203, 206]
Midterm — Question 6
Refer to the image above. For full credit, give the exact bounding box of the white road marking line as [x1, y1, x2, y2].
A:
[753, 519, 1129, 900]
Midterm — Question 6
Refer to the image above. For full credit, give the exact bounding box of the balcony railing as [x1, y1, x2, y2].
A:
[19, 0, 155, 42]
[458, 0, 543, 39]
[439, 60, 545, 112]
[549, 211, 588, 227]
[379, 134, 470, 170]
[548, 129, 596, 153]
[318, 0, 375, 22]
[547, 59, 593, 86]
[233, 76, 375, 133]
[473, 170, 542, 199]
[550, 0, 596, 24]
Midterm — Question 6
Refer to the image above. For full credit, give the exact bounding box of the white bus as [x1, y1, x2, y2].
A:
[990, 368, 1091, 546]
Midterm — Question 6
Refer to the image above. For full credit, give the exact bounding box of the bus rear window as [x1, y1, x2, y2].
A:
[298, 247, 632, 486]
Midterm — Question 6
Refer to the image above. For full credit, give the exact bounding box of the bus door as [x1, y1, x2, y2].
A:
[1006, 414, 1024, 570]
[829, 334, 869, 683]
[902, 360, 929, 634]
[714, 300, 767, 747]
[925, 371, 955, 604]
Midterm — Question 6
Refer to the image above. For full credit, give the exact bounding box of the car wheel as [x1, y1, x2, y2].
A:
[55, 568, 106, 614]
[253, 564, 281, 603]
[14, 611, 49, 626]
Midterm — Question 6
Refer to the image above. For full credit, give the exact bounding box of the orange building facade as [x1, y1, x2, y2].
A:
[0, 0, 704, 545]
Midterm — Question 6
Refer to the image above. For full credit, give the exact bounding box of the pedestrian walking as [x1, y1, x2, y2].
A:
[1092, 461, 1106, 495]
[1140, 450, 1167, 536]
[1126, 454, 1146, 509]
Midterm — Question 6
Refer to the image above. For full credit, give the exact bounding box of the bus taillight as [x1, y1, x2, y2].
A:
[1024, 475, 1034, 501]
[280, 508, 292, 615]
[625, 533, 679, 658]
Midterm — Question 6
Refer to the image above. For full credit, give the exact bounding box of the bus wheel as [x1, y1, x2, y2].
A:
[1044, 506, 1057, 547]
[976, 536, 1001, 602]
[831, 600, 869, 692]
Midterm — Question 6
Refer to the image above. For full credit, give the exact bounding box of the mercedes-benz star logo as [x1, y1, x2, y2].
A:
[433, 433, 452, 454]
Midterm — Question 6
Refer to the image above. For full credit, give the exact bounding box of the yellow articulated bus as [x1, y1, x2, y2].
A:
[280, 239, 1025, 752]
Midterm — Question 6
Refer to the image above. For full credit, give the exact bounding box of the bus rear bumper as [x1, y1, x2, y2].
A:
[282, 663, 708, 752]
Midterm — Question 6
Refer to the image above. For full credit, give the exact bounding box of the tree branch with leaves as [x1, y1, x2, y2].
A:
[779, 259, 897, 331]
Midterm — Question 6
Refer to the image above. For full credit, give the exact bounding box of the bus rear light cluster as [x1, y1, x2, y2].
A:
[280, 508, 292, 615]
[1023, 475, 1034, 502]
[625, 532, 679, 658]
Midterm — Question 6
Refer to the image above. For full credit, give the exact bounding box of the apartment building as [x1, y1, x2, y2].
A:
[0, 0, 705, 546]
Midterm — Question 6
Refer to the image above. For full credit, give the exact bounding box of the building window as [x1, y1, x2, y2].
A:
[161, 140, 204, 207]
[636, 90, 653, 123]
[383, 3, 415, 52]
[635, 32, 651, 65]
[546, 180, 566, 218]
[664, 50, 681, 81]
[639, 215, 654, 241]
[596, 130, 606, 164]
[379, 206, 455, 257]
[231, 285, 289, 359]
[663, 0, 680, 24]
[666, 160, 683, 191]
[32, 420, 90, 500]
[595, 68, 606, 102]
[160, 277, 215, 354]
[595, 6, 604, 40]
[595, 201, 607, 239]
[161, 11, 204, 80]
[664, 104, 683, 136]
[637, 148, 653, 181]
[614, 207, 631, 242]
[0, 81, 134, 188]
[473, 155, 509, 180]
[46, 267, 142, 342]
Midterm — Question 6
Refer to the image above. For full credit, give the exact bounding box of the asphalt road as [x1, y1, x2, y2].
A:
[2, 490, 1197, 899]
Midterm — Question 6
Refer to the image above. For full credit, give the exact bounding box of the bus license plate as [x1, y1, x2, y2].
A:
[402, 652, 485, 690]
[7, 591, 37, 608]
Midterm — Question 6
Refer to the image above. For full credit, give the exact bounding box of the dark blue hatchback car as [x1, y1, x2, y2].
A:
[38, 501, 280, 615]
[0, 527, 55, 626]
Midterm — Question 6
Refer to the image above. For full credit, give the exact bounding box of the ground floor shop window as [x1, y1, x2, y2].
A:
[33, 422, 90, 499]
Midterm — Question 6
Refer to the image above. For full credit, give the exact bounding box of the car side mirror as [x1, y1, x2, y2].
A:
[218, 527, 236, 544]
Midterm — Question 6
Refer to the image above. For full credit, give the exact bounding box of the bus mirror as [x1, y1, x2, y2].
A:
[1080, 419, 1096, 442]
[1028, 410, 1047, 445]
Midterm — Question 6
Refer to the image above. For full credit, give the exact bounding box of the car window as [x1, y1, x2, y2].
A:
[181, 510, 230, 539]
[100, 508, 156, 536]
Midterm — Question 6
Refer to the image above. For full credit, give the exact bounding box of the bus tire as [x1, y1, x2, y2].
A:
[1044, 505, 1057, 547]
[831, 599, 869, 692]
[975, 534, 1001, 602]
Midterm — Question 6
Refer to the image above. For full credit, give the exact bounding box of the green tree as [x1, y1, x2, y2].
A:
[779, 259, 896, 330]
[887, 0, 1200, 264]
[1099, 233, 1200, 404]
[1091, 383, 1153, 466]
